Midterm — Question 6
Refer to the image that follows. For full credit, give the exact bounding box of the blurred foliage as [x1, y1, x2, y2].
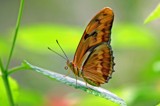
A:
[145, 3, 160, 23]
[1, 22, 157, 54]
[113, 23, 157, 48]
[121, 85, 160, 106]
[78, 95, 119, 106]
[17, 24, 82, 54]
[17, 89, 44, 106]
[140, 51, 160, 82]
[0, 36, 10, 57]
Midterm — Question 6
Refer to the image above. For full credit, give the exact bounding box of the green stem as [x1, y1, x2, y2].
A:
[5, 0, 24, 70]
[0, 58, 5, 73]
[1, 0, 25, 106]
[0, 59, 14, 106]
[8, 64, 30, 75]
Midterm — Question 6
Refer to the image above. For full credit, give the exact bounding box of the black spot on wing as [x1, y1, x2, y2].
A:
[84, 31, 98, 40]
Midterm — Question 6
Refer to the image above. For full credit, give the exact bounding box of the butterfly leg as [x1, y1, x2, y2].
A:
[64, 69, 70, 77]
[74, 74, 78, 88]
[85, 82, 89, 89]
[83, 80, 92, 91]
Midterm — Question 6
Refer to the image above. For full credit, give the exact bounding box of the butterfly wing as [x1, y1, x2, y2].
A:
[73, 7, 114, 70]
[81, 43, 114, 86]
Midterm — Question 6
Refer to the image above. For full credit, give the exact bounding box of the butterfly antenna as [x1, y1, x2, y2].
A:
[48, 47, 67, 60]
[56, 40, 69, 60]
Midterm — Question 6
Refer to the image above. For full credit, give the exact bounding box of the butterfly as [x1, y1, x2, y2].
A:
[49, 7, 114, 86]
[66, 7, 115, 86]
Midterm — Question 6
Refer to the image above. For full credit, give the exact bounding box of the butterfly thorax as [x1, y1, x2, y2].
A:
[66, 60, 80, 77]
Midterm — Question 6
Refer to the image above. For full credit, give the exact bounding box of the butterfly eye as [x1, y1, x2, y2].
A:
[64, 66, 68, 70]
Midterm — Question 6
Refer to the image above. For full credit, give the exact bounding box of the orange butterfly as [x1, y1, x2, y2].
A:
[49, 7, 114, 86]
[66, 7, 115, 86]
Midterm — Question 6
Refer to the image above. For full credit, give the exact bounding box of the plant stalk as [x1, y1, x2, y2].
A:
[5, 0, 24, 70]
[8, 64, 29, 75]
[0, 0, 25, 106]
[0, 59, 14, 106]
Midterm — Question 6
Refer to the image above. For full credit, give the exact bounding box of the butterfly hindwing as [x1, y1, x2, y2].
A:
[81, 43, 114, 86]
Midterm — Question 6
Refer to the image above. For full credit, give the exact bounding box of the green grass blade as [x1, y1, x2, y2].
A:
[5, 0, 24, 70]
[144, 3, 160, 23]
[23, 60, 126, 106]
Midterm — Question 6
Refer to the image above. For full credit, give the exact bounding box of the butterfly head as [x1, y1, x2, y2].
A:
[66, 60, 80, 77]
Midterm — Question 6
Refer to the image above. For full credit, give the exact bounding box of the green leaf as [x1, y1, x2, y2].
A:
[0, 76, 19, 106]
[144, 3, 160, 23]
[23, 60, 127, 106]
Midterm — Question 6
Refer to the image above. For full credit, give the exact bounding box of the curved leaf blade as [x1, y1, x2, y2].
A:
[23, 60, 126, 106]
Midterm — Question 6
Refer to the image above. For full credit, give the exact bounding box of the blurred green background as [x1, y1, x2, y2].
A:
[0, 0, 160, 106]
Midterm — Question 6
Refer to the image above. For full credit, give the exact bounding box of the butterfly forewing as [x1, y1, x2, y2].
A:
[73, 7, 114, 70]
